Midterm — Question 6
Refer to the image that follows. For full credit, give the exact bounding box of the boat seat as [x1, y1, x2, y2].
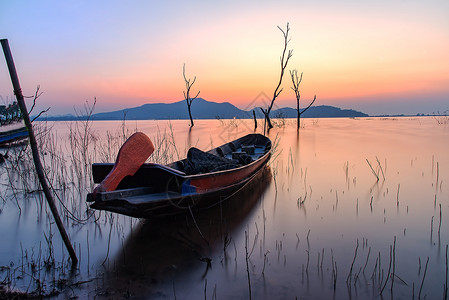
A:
[148, 163, 187, 176]
[232, 152, 253, 165]
[216, 147, 225, 157]
[241, 144, 255, 155]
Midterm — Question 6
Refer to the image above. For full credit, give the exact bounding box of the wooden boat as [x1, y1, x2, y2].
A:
[87, 133, 271, 218]
[0, 125, 28, 147]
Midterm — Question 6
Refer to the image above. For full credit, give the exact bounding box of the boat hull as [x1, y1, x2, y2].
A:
[88, 133, 271, 218]
[0, 126, 28, 147]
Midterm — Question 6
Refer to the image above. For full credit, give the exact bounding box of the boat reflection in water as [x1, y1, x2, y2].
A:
[97, 166, 272, 298]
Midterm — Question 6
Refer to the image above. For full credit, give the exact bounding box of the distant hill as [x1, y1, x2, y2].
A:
[271, 106, 368, 118]
[39, 98, 368, 121]
[92, 98, 250, 120]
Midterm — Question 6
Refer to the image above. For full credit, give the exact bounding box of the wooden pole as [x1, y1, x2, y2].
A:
[1, 39, 78, 266]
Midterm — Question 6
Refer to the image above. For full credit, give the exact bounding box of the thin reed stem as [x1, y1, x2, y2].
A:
[347, 239, 359, 285]
[366, 159, 379, 181]
[418, 257, 429, 299]
[380, 244, 392, 294]
[391, 236, 396, 292]
[363, 246, 371, 273]
[245, 231, 252, 300]
[445, 244, 448, 300]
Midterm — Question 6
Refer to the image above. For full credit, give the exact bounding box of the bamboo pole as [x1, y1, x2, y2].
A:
[1, 39, 78, 266]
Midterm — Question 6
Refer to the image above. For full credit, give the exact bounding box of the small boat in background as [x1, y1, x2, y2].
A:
[0, 123, 28, 147]
[87, 133, 271, 218]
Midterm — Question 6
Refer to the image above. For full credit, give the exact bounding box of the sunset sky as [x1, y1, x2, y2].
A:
[1, 0, 448, 116]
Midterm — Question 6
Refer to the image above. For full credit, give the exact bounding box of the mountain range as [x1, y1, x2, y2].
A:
[40, 98, 368, 121]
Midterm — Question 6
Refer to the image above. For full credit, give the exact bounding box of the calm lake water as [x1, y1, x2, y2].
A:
[0, 117, 448, 299]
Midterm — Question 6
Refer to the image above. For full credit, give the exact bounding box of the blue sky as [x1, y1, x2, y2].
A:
[1, 0, 448, 116]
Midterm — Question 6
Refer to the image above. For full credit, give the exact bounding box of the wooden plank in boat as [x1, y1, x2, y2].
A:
[87, 187, 153, 202]
[121, 191, 182, 205]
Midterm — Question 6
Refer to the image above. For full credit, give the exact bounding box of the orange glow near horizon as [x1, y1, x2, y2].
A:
[1, 1, 448, 115]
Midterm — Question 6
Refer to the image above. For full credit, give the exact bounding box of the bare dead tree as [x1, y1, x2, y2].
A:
[252, 110, 257, 129]
[182, 64, 200, 127]
[260, 23, 293, 129]
[290, 69, 316, 129]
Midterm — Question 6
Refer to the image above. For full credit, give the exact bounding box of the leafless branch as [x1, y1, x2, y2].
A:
[290, 70, 303, 95]
[183, 64, 200, 126]
[31, 107, 51, 122]
[290, 69, 316, 129]
[262, 22, 293, 129]
[25, 85, 43, 115]
[300, 95, 316, 114]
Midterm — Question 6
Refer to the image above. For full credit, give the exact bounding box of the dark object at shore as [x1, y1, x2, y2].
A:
[87, 133, 271, 218]
[253, 109, 257, 129]
[0, 126, 28, 147]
